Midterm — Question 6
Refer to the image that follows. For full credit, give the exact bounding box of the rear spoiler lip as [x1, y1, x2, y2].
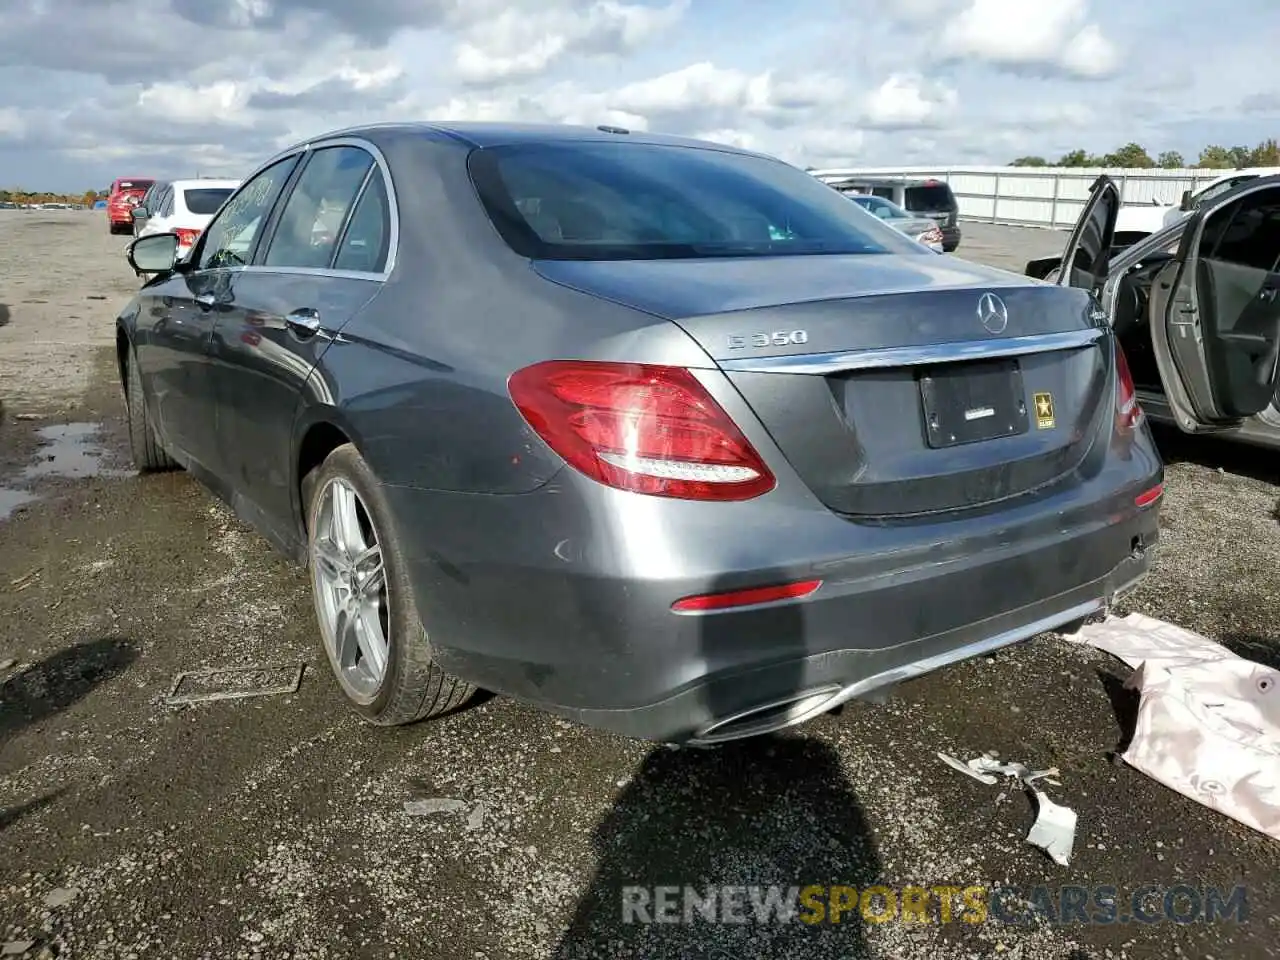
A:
[717, 327, 1107, 376]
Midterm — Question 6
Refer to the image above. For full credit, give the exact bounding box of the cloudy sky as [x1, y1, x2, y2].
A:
[1, 0, 1276, 191]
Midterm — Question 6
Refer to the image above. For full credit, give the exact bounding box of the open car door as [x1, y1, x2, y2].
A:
[1025, 175, 1120, 283]
[1149, 176, 1280, 433]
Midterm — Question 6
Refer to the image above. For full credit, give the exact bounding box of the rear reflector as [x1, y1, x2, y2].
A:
[508, 360, 776, 501]
[1135, 483, 1163, 508]
[672, 579, 822, 613]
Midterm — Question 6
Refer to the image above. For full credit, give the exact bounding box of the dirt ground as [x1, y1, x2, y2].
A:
[1, 210, 1278, 960]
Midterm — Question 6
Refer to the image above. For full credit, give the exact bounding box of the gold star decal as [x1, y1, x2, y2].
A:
[1033, 392, 1055, 428]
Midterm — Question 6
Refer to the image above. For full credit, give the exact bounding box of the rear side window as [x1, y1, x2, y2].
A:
[264, 146, 373, 269]
[468, 142, 923, 261]
[183, 188, 234, 216]
[905, 183, 954, 212]
[334, 172, 391, 273]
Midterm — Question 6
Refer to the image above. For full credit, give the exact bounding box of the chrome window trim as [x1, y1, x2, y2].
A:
[234, 135, 400, 282]
[717, 327, 1107, 375]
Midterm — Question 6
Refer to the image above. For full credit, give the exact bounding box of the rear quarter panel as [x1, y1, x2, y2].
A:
[301, 134, 713, 495]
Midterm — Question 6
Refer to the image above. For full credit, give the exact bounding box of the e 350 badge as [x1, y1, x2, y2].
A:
[728, 330, 809, 349]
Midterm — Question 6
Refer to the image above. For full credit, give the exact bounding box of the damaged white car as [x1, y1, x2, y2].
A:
[1027, 174, 1280, 450]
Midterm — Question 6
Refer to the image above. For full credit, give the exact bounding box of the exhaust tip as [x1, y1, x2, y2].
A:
[688, 685, 844, 746]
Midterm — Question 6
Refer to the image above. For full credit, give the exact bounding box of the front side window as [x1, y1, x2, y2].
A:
[197, 156, 297, 270]
[468, 142, 923, 262]
[263, 146, 374, 269]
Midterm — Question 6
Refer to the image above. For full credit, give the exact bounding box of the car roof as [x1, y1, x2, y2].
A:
[282, 121, 769, 158]
[169, 178, 240, 189]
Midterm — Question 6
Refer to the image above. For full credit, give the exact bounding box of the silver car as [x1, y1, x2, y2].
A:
[116, 123, 1164, 746]
[1027, 174, 1280, 450]
[845, 193, 945, 252]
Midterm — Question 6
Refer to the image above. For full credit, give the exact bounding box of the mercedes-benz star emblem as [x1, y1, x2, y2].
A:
[977, 291, 1009, 334]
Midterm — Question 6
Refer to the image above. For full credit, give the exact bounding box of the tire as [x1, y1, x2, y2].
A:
[304, 443, 475, 726]
[124, 348, 178, 472]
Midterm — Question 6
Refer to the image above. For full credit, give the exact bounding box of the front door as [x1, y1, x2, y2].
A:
[1149, 177, 1280, 433]
[135, 154, 301, 473]
[1057, 175, 1120, 295]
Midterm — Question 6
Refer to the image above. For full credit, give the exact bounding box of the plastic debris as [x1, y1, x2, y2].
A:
[1063, 613, 1280, 843]
[404, 798, 468, 816]
[938, 751, 1077, 865]
[43, 887, 78, 908]
[165, 663, 304, 705]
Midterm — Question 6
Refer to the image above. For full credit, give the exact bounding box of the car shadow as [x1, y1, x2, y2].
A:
[552, 573, 881, 959]
[0, 787, 69, 833]
[1148, 423, 1280, 488]
[0, 636, 138, 752]
[1217, 633, 1280, 671]
[1096, 667, 1141, 757]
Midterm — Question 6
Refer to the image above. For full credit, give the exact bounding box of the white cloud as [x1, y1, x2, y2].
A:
[0, 0, 1272, 188]
[863, 74, 958, 129]
[454, 0, 688, 85]
[940, 0, 1120, 79]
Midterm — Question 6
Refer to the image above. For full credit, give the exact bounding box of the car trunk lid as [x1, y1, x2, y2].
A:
[535, 254, 1112, 517]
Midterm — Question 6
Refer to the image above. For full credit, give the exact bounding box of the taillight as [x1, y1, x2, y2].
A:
[1114, 341, 1142, 433]
[507, 360, 776, 501]
[174, 228, 201, 247]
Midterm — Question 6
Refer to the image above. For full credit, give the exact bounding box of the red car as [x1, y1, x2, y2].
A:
[106, 177, 155, 235]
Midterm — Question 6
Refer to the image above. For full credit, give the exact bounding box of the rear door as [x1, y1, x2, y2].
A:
[1056, 175, 1120, 294]
[1150, 178, 1280, 433]
[208, 142, 391, 544]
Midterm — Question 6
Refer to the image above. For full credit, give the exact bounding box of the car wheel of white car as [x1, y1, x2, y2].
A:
[304, 442, 476, 726]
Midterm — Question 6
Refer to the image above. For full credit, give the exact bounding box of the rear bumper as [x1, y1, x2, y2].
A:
[382, 439, 1162, 743]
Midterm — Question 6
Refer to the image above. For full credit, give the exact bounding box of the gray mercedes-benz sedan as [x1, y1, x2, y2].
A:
[117, 122, 1164, 745]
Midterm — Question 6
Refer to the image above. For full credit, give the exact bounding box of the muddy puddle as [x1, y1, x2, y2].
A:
[0, 422, 131, 519]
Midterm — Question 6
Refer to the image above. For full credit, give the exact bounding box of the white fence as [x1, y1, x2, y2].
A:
[808, 165, 1227, 230]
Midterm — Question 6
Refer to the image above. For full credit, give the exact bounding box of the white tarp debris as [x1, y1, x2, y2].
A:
[937, 751, 1077, 865]
[1063, 612, 1280, 842]
[404, 798, 469, 816]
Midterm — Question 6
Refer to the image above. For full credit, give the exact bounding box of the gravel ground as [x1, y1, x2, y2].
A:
[1, 210, 1278, 960]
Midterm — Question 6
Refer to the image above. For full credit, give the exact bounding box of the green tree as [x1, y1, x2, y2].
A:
[1228, 146, 1253, 168]
[1100, 142, 1154, 168]
[1249, 138, 1280, 166]
[1156, 150, 1185, 168]
[1057, 149, 1093, 167]
[1196, 145, 1236, 168]
[1009, 155, 1048, 167]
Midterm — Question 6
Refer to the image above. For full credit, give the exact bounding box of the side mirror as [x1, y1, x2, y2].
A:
[130, 206, 148, 221]
[1179, 190, 1193, 212]
[127, 233, 180, 275]
[1024, 256, 1064, 281]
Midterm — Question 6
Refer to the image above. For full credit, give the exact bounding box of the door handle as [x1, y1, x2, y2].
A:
[285, 308, 322, 339]
[195, 292, 216, 309]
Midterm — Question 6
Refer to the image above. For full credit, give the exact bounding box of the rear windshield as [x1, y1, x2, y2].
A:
[468, 142, 925, 261]
[114, 180, 153, 193]
[183, 188, 234, 215]
[904, 183, 955, 212]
